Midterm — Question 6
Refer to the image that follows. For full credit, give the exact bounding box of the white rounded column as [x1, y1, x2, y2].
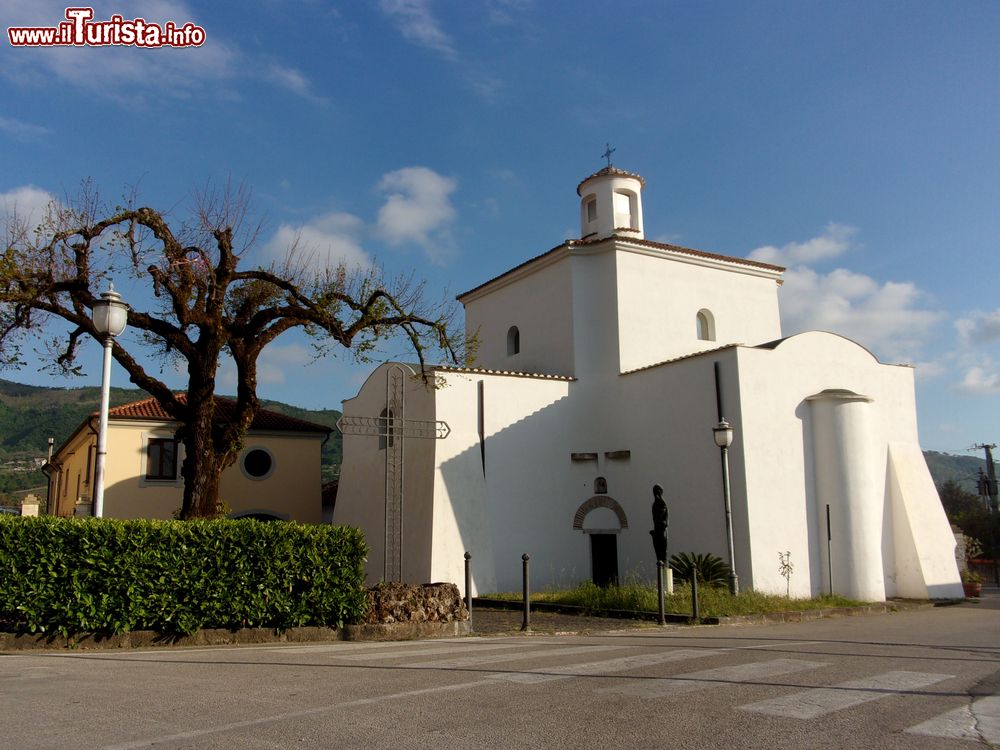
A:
[807, 389, 884, 601]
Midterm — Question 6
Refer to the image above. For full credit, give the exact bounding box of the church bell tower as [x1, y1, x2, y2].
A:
[576, 166, 645, 241]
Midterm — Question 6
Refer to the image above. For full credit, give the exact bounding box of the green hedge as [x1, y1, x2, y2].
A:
[0, 516, 368, 636]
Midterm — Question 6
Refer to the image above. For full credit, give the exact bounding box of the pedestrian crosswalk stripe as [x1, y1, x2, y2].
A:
[598, 658, 829, 699]
[265, 637, 493, 655]
[739, 671, 953, 719]
[406, 644, 632, 669]
[489, 649, 727, 685]
[905, 695, 1000, 744]
[334, 643, 525, 661]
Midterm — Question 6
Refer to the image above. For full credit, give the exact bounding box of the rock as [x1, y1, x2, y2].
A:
[363, 582, 468, 625]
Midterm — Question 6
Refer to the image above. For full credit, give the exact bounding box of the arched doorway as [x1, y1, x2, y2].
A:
[573, 496, 629, 587]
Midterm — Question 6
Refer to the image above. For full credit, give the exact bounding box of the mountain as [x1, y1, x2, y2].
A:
[922, 450, 989, 494]
[0, 379, 144, 456]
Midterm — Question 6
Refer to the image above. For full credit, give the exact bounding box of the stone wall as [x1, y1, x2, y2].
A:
[363, 582, 468, 625]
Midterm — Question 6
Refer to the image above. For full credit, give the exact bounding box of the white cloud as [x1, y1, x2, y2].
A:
[958, 366, 1000, 395]
[378, 0, 456, 59]
[748, 222, 856, 266]
[376, 166, 457, 264]
[1, 1, 320, 104]
[257, 343, 313, 385]
[0, 185, 57, 237]
[376, 0, 514, 101]
[910, 360, 946, 383]
[0, 115, 53, 141]
[467, 72, 505, 101]
[752, 226, 943, 363]
[490, 168, 518, 184]
[955, 309, 1000, 347]
[264, 62, 328, 104]
[487, 0, 533, 25]
[262, 211, 370, 272]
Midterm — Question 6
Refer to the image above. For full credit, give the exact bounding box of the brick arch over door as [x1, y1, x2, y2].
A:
[572, 496, 629, 530]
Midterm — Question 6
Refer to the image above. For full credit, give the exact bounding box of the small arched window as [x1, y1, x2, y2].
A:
[613, 190, 637, 229]
[379, 408, 395, 450]
[507, 326, 520, 356]
[696, 309, 715, 341]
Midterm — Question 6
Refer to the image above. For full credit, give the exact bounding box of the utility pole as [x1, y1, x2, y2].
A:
[973, 443, 999, 584]
[973, 443, 999, 513]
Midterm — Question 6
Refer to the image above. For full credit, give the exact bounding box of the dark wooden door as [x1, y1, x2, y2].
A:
[590, 534, 619, 587]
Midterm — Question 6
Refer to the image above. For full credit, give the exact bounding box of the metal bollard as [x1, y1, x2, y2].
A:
[691, 570, 700, 622]
[464, 551, 472, 626]
[657, 561, 666, 626]
[521, 553, 531, 632]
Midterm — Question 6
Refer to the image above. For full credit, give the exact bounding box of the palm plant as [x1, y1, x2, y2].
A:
[669, 552, 732, 588]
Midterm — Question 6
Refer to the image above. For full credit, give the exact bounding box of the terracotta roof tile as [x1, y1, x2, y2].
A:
[434, 365, 576, 381]
[576, 166, 646, 194]
[620, 343, 742, 375]
[574, 235, 785, 272]
[107, 394, 330, 433]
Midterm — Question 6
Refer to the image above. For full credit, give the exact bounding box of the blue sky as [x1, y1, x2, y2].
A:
[1, 1, 998, 455]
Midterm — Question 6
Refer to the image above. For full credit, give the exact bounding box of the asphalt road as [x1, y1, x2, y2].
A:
[2, 600, 998, 749]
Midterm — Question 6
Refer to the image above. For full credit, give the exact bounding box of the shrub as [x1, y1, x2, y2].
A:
[0, 516, 368, 636]
[669, 552, 732, 588]
[961, 568, 984, 584]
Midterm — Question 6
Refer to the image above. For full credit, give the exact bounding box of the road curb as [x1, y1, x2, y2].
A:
[0, 598, 945, 651]
[471, 597, 938, 628]
[0, 620, 470, 652]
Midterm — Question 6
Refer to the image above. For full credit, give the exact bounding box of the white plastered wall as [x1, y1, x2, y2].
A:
[887, 442, 964, 599]
[611, 353, 743, 585]
[733, 332, 960, 599]
[461, 252, 574, 376]
[335, 362, 438, 586]
[434, 371, 574, 593]
[615, 247, 782, 371]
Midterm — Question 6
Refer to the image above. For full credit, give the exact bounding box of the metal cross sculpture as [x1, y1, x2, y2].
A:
[602, 142, 616, 167]
[336, 364, 451, 581]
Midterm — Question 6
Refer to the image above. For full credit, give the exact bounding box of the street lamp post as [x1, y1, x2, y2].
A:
[92, 285, 128, 518]
[713, 418, 739, 595]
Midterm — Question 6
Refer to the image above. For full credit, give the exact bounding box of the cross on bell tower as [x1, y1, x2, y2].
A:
[602, 142, 616, 167]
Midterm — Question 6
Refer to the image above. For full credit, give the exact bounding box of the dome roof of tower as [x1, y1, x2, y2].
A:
[576, 166, 646, 195]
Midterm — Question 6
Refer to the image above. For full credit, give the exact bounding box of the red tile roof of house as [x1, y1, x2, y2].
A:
[107, 394, 331, 434]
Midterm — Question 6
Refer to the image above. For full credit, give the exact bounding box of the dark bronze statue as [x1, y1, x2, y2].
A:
[650, 483, 668, 564]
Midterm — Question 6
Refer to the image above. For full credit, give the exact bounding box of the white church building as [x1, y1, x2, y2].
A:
[335, 165, 962, 602]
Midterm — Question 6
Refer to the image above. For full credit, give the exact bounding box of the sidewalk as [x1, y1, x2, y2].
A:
[466, 606, 655, 636]
[962, 584, 1000, 610]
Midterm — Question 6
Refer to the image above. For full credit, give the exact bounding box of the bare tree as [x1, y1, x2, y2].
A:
[0, 184, 459, 518]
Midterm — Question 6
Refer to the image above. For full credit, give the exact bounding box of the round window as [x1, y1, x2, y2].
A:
[243, 448, 273, 479]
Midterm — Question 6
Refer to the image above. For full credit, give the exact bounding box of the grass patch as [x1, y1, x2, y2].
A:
[483, 580, 866, 618]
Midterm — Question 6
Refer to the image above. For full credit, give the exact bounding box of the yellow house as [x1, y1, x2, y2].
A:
[46, 395, 331, 522]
